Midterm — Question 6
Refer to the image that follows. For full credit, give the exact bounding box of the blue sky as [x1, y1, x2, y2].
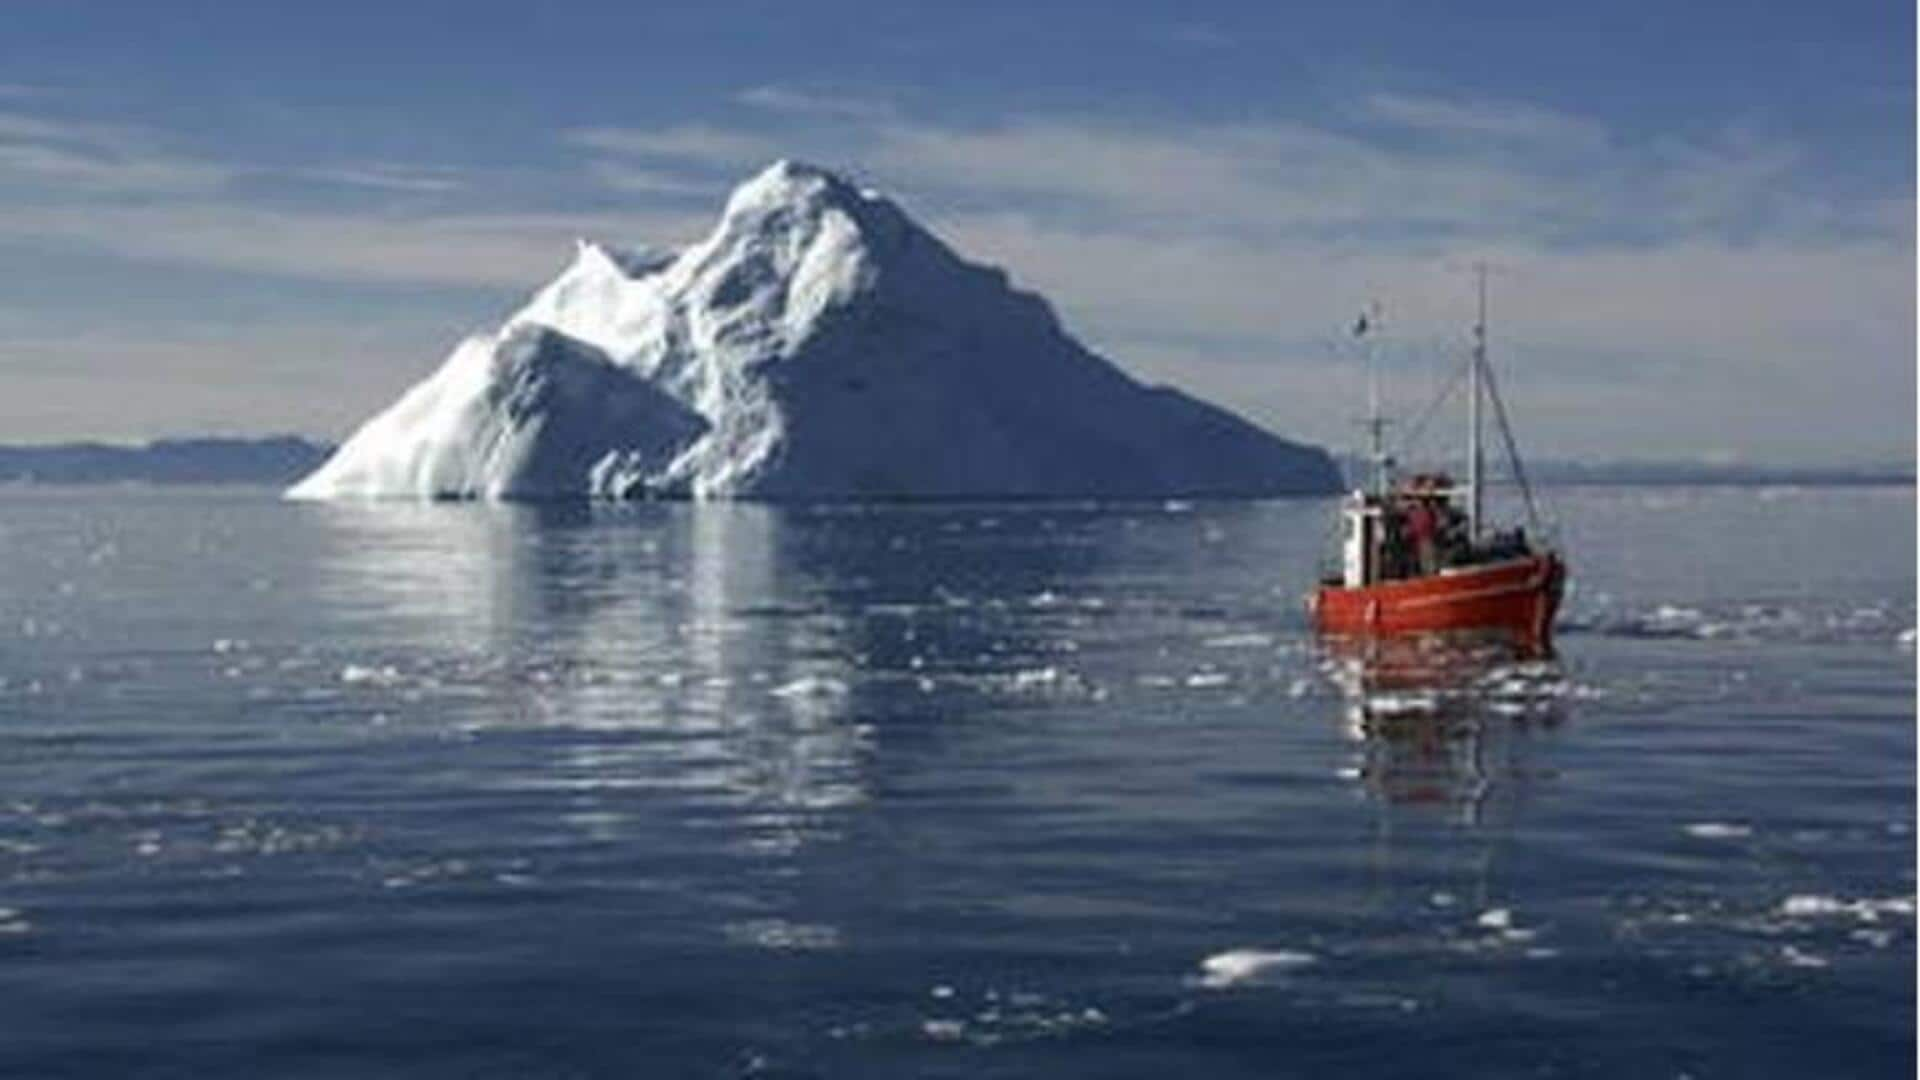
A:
[0, 1, 1911, 462]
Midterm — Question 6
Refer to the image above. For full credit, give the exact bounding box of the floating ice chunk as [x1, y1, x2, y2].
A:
[1851, 928, 1895, 948]
[722, 918, 841, 951]
[1010, 666, 1062, 690]
[1898, 628, 1917, 650]
[340, 664, 403, 686]
[1198, 948, 1318, 988]
[1185, 671, 1231, 689]
[1204, 633, 1273, 649]
[1366, 691, 1441, 716]
[771, 675, 849, 699]
[1476, 908, 1514, 930]
[1684, 822, 1753, 839]
[1779, 894, 1915, 921]
[921, 1019, 967, 1042]
[1779, 945, 1829, 969]
[1781, 894, 1849, 917]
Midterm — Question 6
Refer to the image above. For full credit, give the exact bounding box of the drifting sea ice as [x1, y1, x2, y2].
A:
[1196, 948, 1319, 988]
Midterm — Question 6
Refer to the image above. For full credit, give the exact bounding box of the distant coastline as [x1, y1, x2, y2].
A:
[1331, 454, 1909, 492]
[0, 436, 332, 486]
[0, 437, 1909, 491]
[1522, 459, 1914, 489]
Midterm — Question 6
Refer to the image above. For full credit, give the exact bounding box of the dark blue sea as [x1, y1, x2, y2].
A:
[1, 485, 1912, 1078]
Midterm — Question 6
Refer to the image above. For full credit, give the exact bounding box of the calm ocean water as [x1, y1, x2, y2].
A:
[0, 485, 1912, 1078]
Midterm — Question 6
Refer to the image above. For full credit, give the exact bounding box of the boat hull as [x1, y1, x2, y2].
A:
[1311, 553, 1565, 644]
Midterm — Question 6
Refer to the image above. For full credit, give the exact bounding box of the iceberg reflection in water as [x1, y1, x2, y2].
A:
[303, 500, 877, 853]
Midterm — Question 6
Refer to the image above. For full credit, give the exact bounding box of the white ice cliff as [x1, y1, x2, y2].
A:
[290, 160, 1339, 500]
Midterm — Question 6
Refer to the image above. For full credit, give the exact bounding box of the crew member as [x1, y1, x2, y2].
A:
[1406, 497, 1437, 575]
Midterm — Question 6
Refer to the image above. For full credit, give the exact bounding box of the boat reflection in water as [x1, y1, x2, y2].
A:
[1318, 632, 1571, 826]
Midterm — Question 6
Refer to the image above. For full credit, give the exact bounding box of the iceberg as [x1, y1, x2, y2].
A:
[291, 160, 1339, 500]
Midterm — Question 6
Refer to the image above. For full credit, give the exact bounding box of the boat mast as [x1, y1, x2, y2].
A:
[1468, 264, 1486, 544]
[1360, 301, 1389, 499]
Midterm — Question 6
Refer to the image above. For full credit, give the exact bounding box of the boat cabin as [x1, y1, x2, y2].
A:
[1333, 472, 1530, 589]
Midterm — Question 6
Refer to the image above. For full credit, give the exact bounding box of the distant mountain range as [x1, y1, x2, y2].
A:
[0, 437, 332, 486]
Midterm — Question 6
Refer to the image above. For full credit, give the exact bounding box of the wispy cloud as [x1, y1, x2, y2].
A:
[560, 124, 779, 167]
[0, 320, 470, 440]
[1163, 23, 1234, 49]
[0, 106, 695, 289]
[735, 85, 895, 121]
[583, 161, 722, 197]
[0, 108, 232, 192]
[865, 116, 1798, 247]
[0, 202, 710, 288]
[290, 164, 466, 193]
[0, 90, 1905, 457]
[1363, 92, 1604, 145]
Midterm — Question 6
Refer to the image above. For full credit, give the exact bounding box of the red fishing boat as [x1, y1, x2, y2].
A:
[1309, 269, 1567, 646]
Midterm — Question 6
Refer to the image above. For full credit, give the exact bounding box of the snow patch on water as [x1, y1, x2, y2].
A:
[1778, 944, 1829, 969]
[920, 1018, 967, 1042]
[723, 918, 841, 951]
[770, 674, 850, 699]
[1568, 598, 1916, 646]
[1476, 907, 1514, 930]
[1684, 822, 1753, 840]
[1009, 666, 1064, 690]
[1203, 632, 1273, 650]
[908, 986, 1113, 1046]
[340, 663, 404, 686]
[1362, 691, 1442, 716]
[1197, 948, 1318, 988]
[1778, 894, 1915, 922]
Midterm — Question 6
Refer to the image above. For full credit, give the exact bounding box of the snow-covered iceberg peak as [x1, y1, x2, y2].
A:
[287, 325, 706, 500]
[291, 160, 1340, 501]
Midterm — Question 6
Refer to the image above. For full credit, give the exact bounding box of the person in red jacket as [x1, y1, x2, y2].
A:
[1405, 497, 1438, 576]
